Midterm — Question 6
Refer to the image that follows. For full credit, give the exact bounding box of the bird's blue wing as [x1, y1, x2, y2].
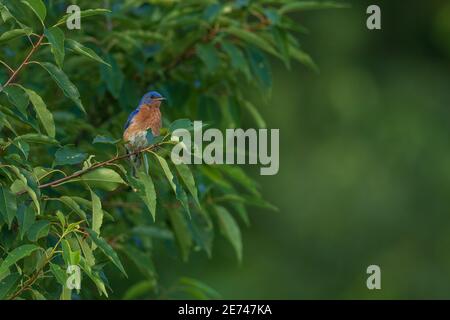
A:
[124, 108, 140, 130]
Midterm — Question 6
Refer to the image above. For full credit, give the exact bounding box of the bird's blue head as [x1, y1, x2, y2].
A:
[139, 91, 165, 107]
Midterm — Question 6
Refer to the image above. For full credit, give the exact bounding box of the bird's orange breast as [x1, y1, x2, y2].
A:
[123, 105, 161, 142]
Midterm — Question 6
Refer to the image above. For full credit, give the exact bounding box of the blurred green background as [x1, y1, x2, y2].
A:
[130, 0, 450, 299]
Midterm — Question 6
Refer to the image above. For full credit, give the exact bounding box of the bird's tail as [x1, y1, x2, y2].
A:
[128, 152, 141, 176]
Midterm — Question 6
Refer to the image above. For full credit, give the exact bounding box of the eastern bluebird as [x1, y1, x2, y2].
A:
[123, 91, 165, 169]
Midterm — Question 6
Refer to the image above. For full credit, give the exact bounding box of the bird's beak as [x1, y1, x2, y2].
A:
[155, 97, 166, 101]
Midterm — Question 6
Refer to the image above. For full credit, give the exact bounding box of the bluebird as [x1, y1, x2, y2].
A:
[123, 91, 165, 169]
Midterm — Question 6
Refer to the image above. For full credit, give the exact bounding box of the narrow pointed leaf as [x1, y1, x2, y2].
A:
[86, 229, 127, 277]
[56, 196, 87, 220]
[66, 39, 110, 67]
[0, 273, 20, 299]
[44, 27, 65, 68]
[25, 89, 55, 138]
[27, 220, 50, 242]
[154, 154, 176, 193]
[0, 28, 31, 44]
[175, 163, 200, 208]
[135, 170, 157, 221]
[54, 9, 111, 27]
[17, 204, 36, 240]
[38, 62, 85, 113]
[167, 208, 192, 262]
[214, 205, 242, 263]
[0, 245, 39, 275]
[21, 0, 46, 23]
[90, 189, 103, 251]
[0, 187, 17, 229]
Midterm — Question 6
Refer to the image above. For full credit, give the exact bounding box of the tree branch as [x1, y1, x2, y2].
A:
[16, 142, 164, 195]
[2, 33, 45, 88]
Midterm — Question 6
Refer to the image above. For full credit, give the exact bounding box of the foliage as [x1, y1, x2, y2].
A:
[0, 0, 337, 299]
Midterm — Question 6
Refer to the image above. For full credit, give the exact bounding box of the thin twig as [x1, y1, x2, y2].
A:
[16, 142, 164, 195]
[0, 60, 14, 74]
[9, 229, 68, 300]
[2, 33, 45, 88]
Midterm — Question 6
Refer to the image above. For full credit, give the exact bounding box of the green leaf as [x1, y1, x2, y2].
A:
[132, 226, 173, 240]
[167, 208, 192, 262]
[21, 0, 46, 23]
[55, 210, 65, 228]
[225, 27, 281, 59]
[154, 154, 176, 193]
[78, 257, 108, 297]
[38, 62, 85, 113]
[175, 163, 200, 208]
[174, 174, 191, 218]
[135, 169, 157, 221]
[188, 210, 213, 257]
[56, 196, 87, 221]
[7, 168, 41, 215]
[17, 204, 36, 240]
[121, 245, 156, 280]
[279, 1, 348, 15]
[100, 54, 124, 99]
[271, 26, 290, 68]
[72, 168, 126, 191]
[231, 201, 250, 227]
[75, 234, 95, 267]
[60, 287, 71, 300]
[178, 277, 221, 299]
[122, 280, 155, 300]
[61, 241, 80, 275]
[169, 118, 194, 132]
[31, 289, 46, 300]
[54, 146, 87, 166]
[203, 3, 222, 22]
[54, 9, 111, 27]
[12, 143, 31, 162]
[0, 28, 31, 44]
[196, 43, 220, 73]
[0, 273, 20, 299]
[92, 135, 120, 144]
[44, 27, 65, 68]
[221, 41, 250, 78]
[90, 189, 103, 244]
[214, 205, 242, 263]
[218, 165, 260, 196]
[66, 39, 110, 67]
[0, 104, 39, 132]
[27, 220, 50, 242]
[14, 133, 59, 145]
[49, 262, 66, 286]
[289, 46, 319, 72]
[246, 46, 272, 91]
[86, 229, 127, 277]
[0, 244, 39, 275]
[243, 100, 266, 128]
[25, 88, 55, 138]
[0, 187, 17, 229]
[214, 193, 278, 211]
[3, 86, 29, 115]
[0, 111, 17, 135]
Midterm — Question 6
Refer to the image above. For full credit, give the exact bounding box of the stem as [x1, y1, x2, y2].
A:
[0, 60, 14, 74]
[2, 34, 45, 88]
[8, 231, 67, 300]
[16, 142, 164, 195]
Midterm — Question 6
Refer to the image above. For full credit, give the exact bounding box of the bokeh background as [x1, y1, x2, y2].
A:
[147, 0, 450, 299]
